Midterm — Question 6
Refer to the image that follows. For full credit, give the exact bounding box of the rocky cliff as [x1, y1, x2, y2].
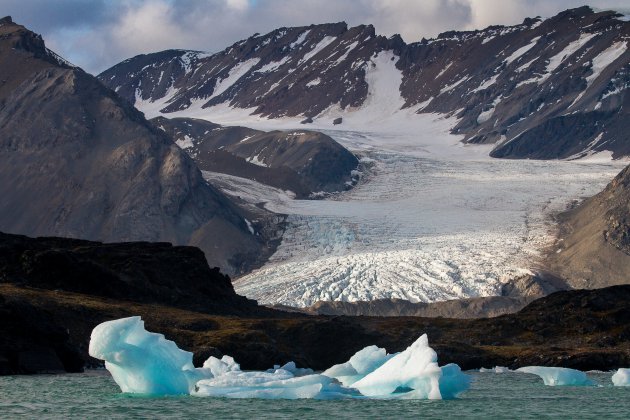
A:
[0, 17, 267, 275]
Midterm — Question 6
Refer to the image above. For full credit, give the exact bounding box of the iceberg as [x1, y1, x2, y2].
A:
[88, 316, 212, 395]
[479, 366, 511, 373]
[516, 366, 596, 386]
[89, 317, 470, 399]
[612, 368, 630, 386]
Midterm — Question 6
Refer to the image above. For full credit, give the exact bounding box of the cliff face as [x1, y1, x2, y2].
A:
[0, 17, 266, 274]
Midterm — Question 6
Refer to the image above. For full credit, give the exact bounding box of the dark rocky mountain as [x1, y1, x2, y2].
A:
[545, 163, 630, 289]
[100, 7, 630, 159]
[2, 232, 630, 374]
[0, 17, 272, 275]
[153, 116, 359, 197]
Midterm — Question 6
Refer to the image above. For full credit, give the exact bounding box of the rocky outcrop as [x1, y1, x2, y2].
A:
[101, 7, 630, 160]
[0, 230, 281, 375]
[0, 18, 266, 275]
[153, 117, 359, 197]
[0, 232, 268, 315]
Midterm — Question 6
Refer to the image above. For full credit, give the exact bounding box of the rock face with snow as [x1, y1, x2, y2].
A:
[0, 17, 267, 275]
[101, 7, 630, 160]
[152, 117, 359, 197]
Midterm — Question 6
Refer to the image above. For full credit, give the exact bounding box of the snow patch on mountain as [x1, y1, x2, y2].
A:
[210, 58, 261, 100]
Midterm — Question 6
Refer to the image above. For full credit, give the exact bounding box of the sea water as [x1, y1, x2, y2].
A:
[1, 370, 629, 419]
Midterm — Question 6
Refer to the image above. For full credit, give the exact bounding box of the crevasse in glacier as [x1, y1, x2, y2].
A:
[89, 317, 470, 399]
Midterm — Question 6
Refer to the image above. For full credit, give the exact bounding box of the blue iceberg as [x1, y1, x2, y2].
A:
[89, 317, 470, 399]
[516, 366, 596, 386]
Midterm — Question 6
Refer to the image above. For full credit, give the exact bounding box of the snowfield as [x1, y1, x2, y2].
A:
[134, 50, 626, 308]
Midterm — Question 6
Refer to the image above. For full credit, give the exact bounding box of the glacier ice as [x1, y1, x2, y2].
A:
[89, 317, 469, 399]
[516, 366, 596, 386]
[612, 368, 630, 386]
[88, 316, 212, 395]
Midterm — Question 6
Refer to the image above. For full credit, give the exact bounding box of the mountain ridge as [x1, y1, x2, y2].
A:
[100, 6, 630, 160]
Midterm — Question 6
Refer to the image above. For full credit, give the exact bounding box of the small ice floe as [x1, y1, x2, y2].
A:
[612, 368, 630, 386]
[516, 366, 596, 386]
[89, 317, 469, 399]
[479, 366, 511, 373]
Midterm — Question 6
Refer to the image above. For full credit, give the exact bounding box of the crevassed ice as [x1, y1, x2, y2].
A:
[89, 317, 469, 400]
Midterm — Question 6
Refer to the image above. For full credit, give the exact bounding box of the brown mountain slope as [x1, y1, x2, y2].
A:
[545, 164, 630, 289]
[0, 17, 266, 274]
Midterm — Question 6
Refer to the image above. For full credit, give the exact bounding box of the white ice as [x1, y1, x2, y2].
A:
[90, 318, 468, 399]
[612, 368, 630, 386]
[88, 316, 212, 395]
[479, 366, 511, 373]
[516, 366, 596, 386]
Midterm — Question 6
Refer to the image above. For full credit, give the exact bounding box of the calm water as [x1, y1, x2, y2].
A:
[1, 370, 629, 419]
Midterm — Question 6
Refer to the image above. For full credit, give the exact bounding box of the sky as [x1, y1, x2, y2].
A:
[3, 0, 630, 74]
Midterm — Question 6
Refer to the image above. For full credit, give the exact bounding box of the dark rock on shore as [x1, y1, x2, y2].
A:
[0, 232, 269, 316]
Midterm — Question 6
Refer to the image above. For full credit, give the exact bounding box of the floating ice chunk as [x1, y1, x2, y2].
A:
[266, 361, 314, 377]
[516, 366, 596, 386]
[323, 345, 393, 386]
[479, 366, 511, 373]
[350, 334, 469, 399]
[88, 316, 212, 395]
[90, 318, 468, 399]
[612, 368, 630, 386]
[193, 369, 356, 399]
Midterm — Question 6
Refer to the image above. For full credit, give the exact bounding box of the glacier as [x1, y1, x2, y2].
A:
[612, 368, 630, 386]
[516, 366, 596, 386]
[89, 317, 469, 399]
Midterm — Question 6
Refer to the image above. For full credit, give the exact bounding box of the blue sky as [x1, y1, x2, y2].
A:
[3, 0, 629, 74]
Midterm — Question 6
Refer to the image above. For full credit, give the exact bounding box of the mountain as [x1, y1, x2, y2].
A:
[100, 7, 630, 160]
[0, 16, 270, 275]
[153, 116, 360, 197]
[545, 163, 630, 289]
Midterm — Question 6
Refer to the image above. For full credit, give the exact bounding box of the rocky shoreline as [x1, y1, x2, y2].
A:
[2, 232, 629, 375]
